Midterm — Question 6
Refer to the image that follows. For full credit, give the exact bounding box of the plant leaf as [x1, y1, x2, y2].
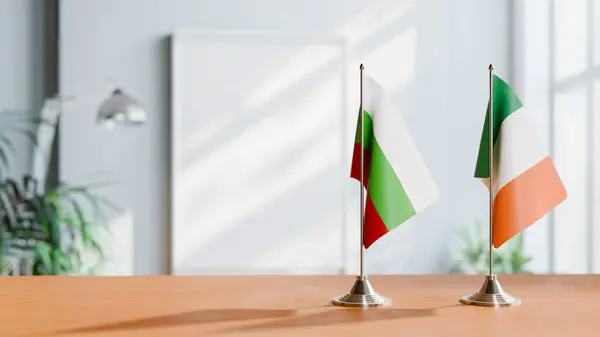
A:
[64, 195, 88, 237]
[0, 134, 16, 176]
[0, 134, 16, 154]
[82, 234, 105, 260]
[34, 243, 53, 274]
[451, 219, 533, 274]
[0, 145, 10, 176]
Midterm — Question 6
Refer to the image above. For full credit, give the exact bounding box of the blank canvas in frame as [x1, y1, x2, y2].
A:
[170, 32, 348, 275]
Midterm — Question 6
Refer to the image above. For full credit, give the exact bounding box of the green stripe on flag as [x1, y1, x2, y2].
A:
[354, 109, 374, 148]
[369, 136, 416, 230]
[474, 75, 523, 178]
[355, 111, 417, 230]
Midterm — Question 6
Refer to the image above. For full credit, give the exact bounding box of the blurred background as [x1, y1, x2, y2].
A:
[0, 0, 594, 276]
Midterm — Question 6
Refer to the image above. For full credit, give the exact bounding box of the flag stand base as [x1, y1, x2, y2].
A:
[459, 274, 521, 307]
[331, 275, 391, 308]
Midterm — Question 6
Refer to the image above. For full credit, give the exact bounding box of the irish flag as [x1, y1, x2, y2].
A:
[351, 74, 439, 249]
[474, 74, 567, 248]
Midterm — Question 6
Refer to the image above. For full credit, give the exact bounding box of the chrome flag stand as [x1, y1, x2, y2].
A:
[331, 64, 391, 308]
[459, 64, 521, 307]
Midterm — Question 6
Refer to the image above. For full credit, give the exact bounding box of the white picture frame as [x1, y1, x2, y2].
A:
[170, 30, 355, 275]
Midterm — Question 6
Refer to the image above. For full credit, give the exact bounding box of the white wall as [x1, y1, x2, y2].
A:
[59, 0, 512, 275]
[0, 0, 48, 179]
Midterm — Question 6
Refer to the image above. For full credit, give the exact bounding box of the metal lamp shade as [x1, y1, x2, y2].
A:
[96, 89, 147, 128]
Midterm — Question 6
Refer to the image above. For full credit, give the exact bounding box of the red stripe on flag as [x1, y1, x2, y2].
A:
[350, 143, 371, 188]
[363, 194, 389, 249]
[351, 143, 387, 248]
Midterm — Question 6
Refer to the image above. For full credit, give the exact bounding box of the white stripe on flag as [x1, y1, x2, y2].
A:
[493, 107, 547, 197]
[363, 75, 439, 212]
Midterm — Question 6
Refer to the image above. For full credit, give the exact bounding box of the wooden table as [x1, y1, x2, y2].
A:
[1, 275, 598, 336]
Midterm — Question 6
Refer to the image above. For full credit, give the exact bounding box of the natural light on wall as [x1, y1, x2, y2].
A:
[362, 27, 417, 95]
[172, 34, 346, 274]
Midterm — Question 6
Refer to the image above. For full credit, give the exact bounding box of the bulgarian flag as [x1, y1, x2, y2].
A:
[351, 74, 439, 249]
[474, 74, 567, 248]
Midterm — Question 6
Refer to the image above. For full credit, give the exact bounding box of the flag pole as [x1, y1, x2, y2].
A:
[488, 64, 494, 278]
[359, 63, 365, 278]
[331, 63, 390, 308]
[459, 64, 521, 307]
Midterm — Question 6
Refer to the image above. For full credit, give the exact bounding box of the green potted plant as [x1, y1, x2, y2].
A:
[449, 219, 532, 274]
[0, 110, 117, 275]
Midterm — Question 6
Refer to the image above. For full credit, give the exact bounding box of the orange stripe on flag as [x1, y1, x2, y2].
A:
[492, 156, 567, 248]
